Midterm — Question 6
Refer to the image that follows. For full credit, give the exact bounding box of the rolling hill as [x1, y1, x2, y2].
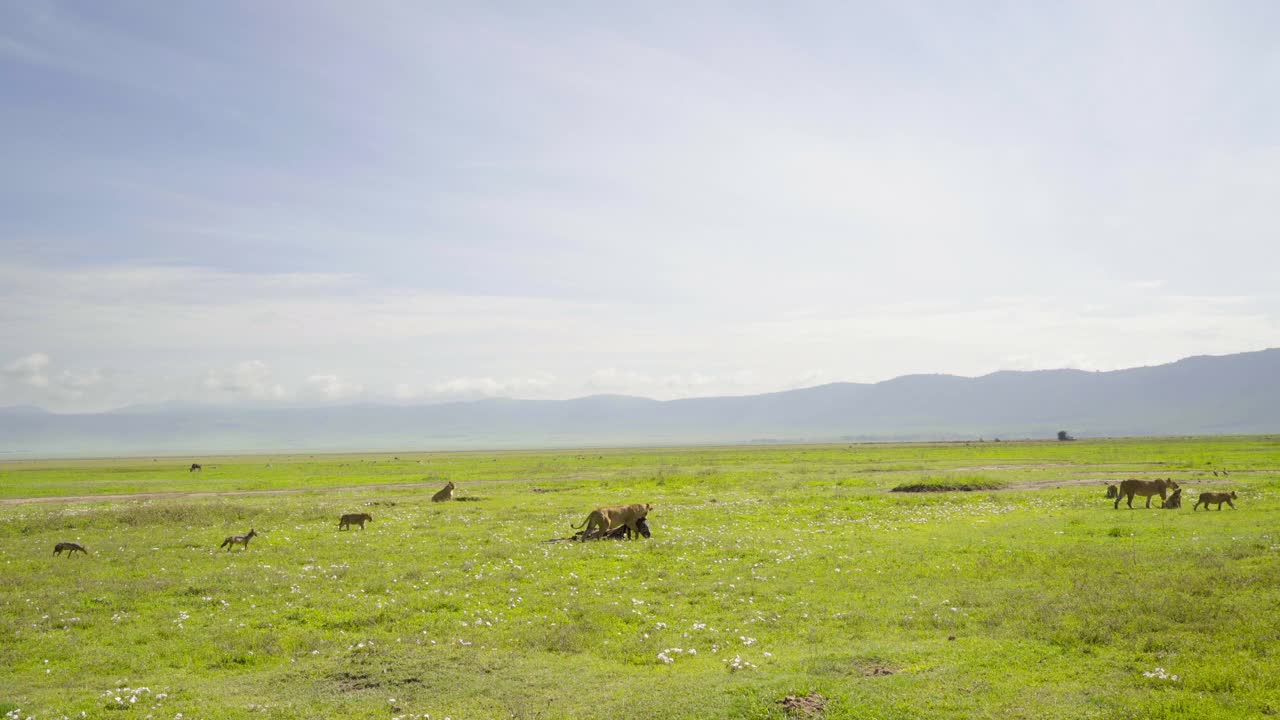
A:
[2, 349, 1277, 457]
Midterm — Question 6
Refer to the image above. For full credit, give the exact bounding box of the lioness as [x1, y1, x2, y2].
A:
[219, 528, 258, 551]
[1161, 488, 1182, 510]
[1193, 490, 1237, 511]
[54, 541, 86, 557]
[1114, 478, 1178, 509]
[431, 481, 455, 502]
[575, 516, 651, 541]
[571, 503, 651, 542]
[339, 513, 372, 530]
[1105, 484, 1118, 499]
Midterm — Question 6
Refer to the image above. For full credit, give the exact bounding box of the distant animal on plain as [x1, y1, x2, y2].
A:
[189, 463, 202, 472]
[219, 528, 258, 551]
[571, 503, 651, 542]
[1114, 478, 1179, 509]
[54, 542, 86, 557]
[1222, 468, 1229, 476]
[1161, 488, 1182, 509]
[338, 513, 372, 530]
[1193, 491, 1237, 511]
[1213, 470, 1218, 477]
[431, 481, 455, 502]
[1105, 484, 1119, 499]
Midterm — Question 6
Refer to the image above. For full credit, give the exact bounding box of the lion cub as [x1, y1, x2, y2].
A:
[338, 513, 372, 530]
[571, 503, 651, 542]
[1193, 491, 1237, 511]
[54, 542, 87, 557]
[219, 528, 258, 551]
[431, 481, 455, 502]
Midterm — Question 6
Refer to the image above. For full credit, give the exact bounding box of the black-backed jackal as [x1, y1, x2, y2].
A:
[219, 528, 258, 551]
[54, 542, 87, 557]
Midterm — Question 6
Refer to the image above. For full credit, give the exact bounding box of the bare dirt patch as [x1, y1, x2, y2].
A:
[1007, 477, 1137, 491]
[331, 669, 422, 692]
[953, 462, 1167, 471]
[953, 463, 1079, 471]
[892, 481, 1006, 493]
[779, 693, 827, 717]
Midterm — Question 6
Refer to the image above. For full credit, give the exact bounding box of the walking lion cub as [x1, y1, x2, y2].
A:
[1193, 491, 1237, 511]
[339, 513, 372, 530]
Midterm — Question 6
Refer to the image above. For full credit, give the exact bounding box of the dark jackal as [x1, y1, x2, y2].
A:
[54, 542, 87, 557]
[219, 528, 258, 551]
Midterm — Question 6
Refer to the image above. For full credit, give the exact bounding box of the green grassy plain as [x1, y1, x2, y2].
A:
[2, 436, 1279, 719]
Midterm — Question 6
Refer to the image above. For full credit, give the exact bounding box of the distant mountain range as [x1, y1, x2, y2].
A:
[3, 349, 1279, 457]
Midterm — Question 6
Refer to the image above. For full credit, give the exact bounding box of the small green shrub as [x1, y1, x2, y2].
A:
[891, 475, 1007, 492]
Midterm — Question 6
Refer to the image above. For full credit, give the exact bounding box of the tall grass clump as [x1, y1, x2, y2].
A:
[891, 474, 1007, 492]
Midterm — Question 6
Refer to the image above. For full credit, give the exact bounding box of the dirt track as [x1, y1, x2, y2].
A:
[0, 476, 1119, 504]
[3, 470, 1255, 505]
[0, 480, 451, 506]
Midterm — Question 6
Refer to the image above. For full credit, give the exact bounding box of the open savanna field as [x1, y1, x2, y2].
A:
[2, 436, 1279, 719]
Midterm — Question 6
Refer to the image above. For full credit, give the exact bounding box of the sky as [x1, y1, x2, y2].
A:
[2, 1, 1279, 412]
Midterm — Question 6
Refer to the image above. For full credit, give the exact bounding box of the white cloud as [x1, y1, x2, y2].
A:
[304, 373, 365, 402]
[584, 368, 764, 398]
[389, 375, 559, 403]
[203, 361, 285, 402]
[0, 353, 107, 410]
[1, 261, 1277, 412]
[0, 263, 608, 354]
[3, 4, 1280, 412]
[3, 352, 52, 388]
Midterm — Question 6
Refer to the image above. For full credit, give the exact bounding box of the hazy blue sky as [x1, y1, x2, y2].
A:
[2, 1, 1278, 411]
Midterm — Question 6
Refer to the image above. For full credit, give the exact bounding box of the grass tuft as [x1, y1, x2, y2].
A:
[891, 475, 1007, 492]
